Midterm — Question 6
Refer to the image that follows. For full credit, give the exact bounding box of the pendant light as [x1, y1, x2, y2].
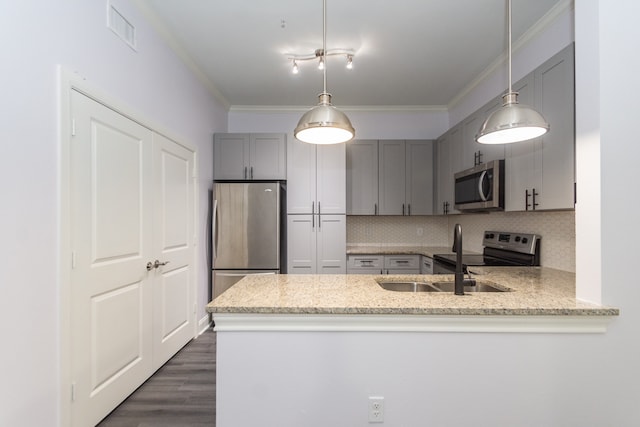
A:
[294, 0, 355, 145]
[476, 0, 549, 144]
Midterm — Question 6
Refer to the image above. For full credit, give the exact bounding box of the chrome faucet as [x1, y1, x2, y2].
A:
[452, 224, 475, 295]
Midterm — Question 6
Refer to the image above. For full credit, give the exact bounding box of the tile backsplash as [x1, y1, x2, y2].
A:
[347, 210, 575, 272]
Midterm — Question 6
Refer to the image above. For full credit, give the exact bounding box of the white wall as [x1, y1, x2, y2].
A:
[218, 1, 640, 425]
[0, 1, 226, 426]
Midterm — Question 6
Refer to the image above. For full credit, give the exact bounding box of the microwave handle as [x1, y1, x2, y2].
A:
[478, 170, 489, 201]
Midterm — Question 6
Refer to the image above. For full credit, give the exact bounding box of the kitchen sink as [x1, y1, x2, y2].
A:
[377, 281, 441, 292]
[377, 280, 509, 293]
[430, 281, 508, 293]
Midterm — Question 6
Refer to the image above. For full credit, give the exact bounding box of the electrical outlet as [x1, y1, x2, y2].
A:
[368, 396, 384, 423]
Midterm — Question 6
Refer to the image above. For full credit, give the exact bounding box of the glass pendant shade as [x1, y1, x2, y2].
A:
[294, 93, 355, 144]
[476, 93, 549, 144]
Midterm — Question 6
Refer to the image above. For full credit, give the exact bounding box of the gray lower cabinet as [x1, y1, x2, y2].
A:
[347, 255, 384, 274]
[347, 254, 420, 274]
[420, 256, 434, 274]
[347, 139, 435, 215]
[214, 133, 287, 180]
[287, 214, 346, 274]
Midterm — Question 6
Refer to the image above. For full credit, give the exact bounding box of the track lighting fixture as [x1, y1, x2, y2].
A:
[286, 48, 355, 74]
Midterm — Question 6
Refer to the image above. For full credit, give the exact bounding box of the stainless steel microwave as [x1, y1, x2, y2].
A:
[454, 159, 505, 211]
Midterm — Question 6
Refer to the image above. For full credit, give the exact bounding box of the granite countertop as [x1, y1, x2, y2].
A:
[346, 245, 460, 258]
[206, 268, 619, 317]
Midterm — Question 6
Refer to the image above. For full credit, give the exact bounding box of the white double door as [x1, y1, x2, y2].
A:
[69, 90, 196, 426]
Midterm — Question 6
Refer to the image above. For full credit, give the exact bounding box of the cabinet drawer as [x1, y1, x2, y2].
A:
[347, 267, 383, 275]
[421, 256, 434, 274]
[383, 255, 419, 269]
[347, 255, 384, 270]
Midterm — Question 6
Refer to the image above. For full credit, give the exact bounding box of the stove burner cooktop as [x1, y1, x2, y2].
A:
[434, 230, 541, 268]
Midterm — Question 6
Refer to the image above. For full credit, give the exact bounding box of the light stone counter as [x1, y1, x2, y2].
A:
[346, 245, 463, 258]
[206, 268, 619, 317]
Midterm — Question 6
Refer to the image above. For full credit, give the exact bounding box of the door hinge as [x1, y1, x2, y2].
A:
[71, 118, 76, 136]
[71, 382, 76, 402]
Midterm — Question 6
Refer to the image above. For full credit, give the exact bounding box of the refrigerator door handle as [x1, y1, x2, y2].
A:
[212, 198, 218, 259]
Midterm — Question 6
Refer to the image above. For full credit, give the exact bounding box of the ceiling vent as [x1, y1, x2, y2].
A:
[108, 3, 136, 50]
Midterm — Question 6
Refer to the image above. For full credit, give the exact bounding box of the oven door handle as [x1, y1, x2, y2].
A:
[478, 170, 489, 201]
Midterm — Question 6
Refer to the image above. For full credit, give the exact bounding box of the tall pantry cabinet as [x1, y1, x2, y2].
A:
[287, 138, 346, 273]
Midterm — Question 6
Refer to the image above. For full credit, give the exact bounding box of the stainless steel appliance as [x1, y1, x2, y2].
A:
[454, 159, 504, 211]
[433, 230, 540, 274]
[211, 182, 285, 299]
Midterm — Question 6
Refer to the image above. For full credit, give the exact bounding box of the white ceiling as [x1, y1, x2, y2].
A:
[138, 0, 565, 109]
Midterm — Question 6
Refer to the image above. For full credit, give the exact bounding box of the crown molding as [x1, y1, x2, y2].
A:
[229, 104, 448, 113]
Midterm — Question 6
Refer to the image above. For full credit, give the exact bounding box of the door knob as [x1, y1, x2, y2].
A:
[146, 260, 170, 271]
[153, 259, 170, 269]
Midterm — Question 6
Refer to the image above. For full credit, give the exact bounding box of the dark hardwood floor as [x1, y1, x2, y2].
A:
[97, 327, 216, 427]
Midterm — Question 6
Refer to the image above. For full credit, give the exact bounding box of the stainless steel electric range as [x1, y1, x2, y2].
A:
[433, 231, 541, 274]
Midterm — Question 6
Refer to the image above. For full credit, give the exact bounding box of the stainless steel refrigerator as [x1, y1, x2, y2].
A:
[211, 182, 285, 300]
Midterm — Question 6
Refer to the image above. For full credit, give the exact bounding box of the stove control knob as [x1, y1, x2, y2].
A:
[485, 233, 490, 239]
[522, 237, 528, 244]
[515, 236, 521, 242]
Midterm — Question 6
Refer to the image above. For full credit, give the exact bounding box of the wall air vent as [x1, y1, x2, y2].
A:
[108, 3, 136, 50]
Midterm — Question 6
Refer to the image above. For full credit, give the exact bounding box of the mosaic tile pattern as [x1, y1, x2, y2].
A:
[347, 211, 575, 272]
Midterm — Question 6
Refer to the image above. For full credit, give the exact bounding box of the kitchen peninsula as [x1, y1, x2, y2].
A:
[208, 269, 618, 427]
[207, 270, 617, 427]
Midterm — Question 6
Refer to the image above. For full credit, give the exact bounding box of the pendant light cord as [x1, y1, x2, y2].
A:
[322, 0, 327, 95]
[507, 0, 512, 94]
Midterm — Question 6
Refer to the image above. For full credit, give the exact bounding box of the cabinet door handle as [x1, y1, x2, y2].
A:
[525, 190, 531, 211]
[532, 188, 539, 210]
[402, 204, 405, 216]
[312, 202, 315, 215]
[374, 203, 378, 215]
[250, 166, 254, 180]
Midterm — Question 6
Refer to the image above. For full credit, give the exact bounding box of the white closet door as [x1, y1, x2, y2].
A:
[151, 133, 195, 368]
[70, 90, 154, 427]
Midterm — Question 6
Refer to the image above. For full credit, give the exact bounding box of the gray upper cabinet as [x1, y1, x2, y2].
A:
[436, 125, 462, 215]
[347, 139, 435, 215]
[505, 44, 575, 211]
[214, 133, 286, 180]
[405, 140, 435, 215]
[346, 140, 378, 215]
[287, 138, 345, 214]
[462, 96, 504, 170]
[378, 140, 406, 215]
